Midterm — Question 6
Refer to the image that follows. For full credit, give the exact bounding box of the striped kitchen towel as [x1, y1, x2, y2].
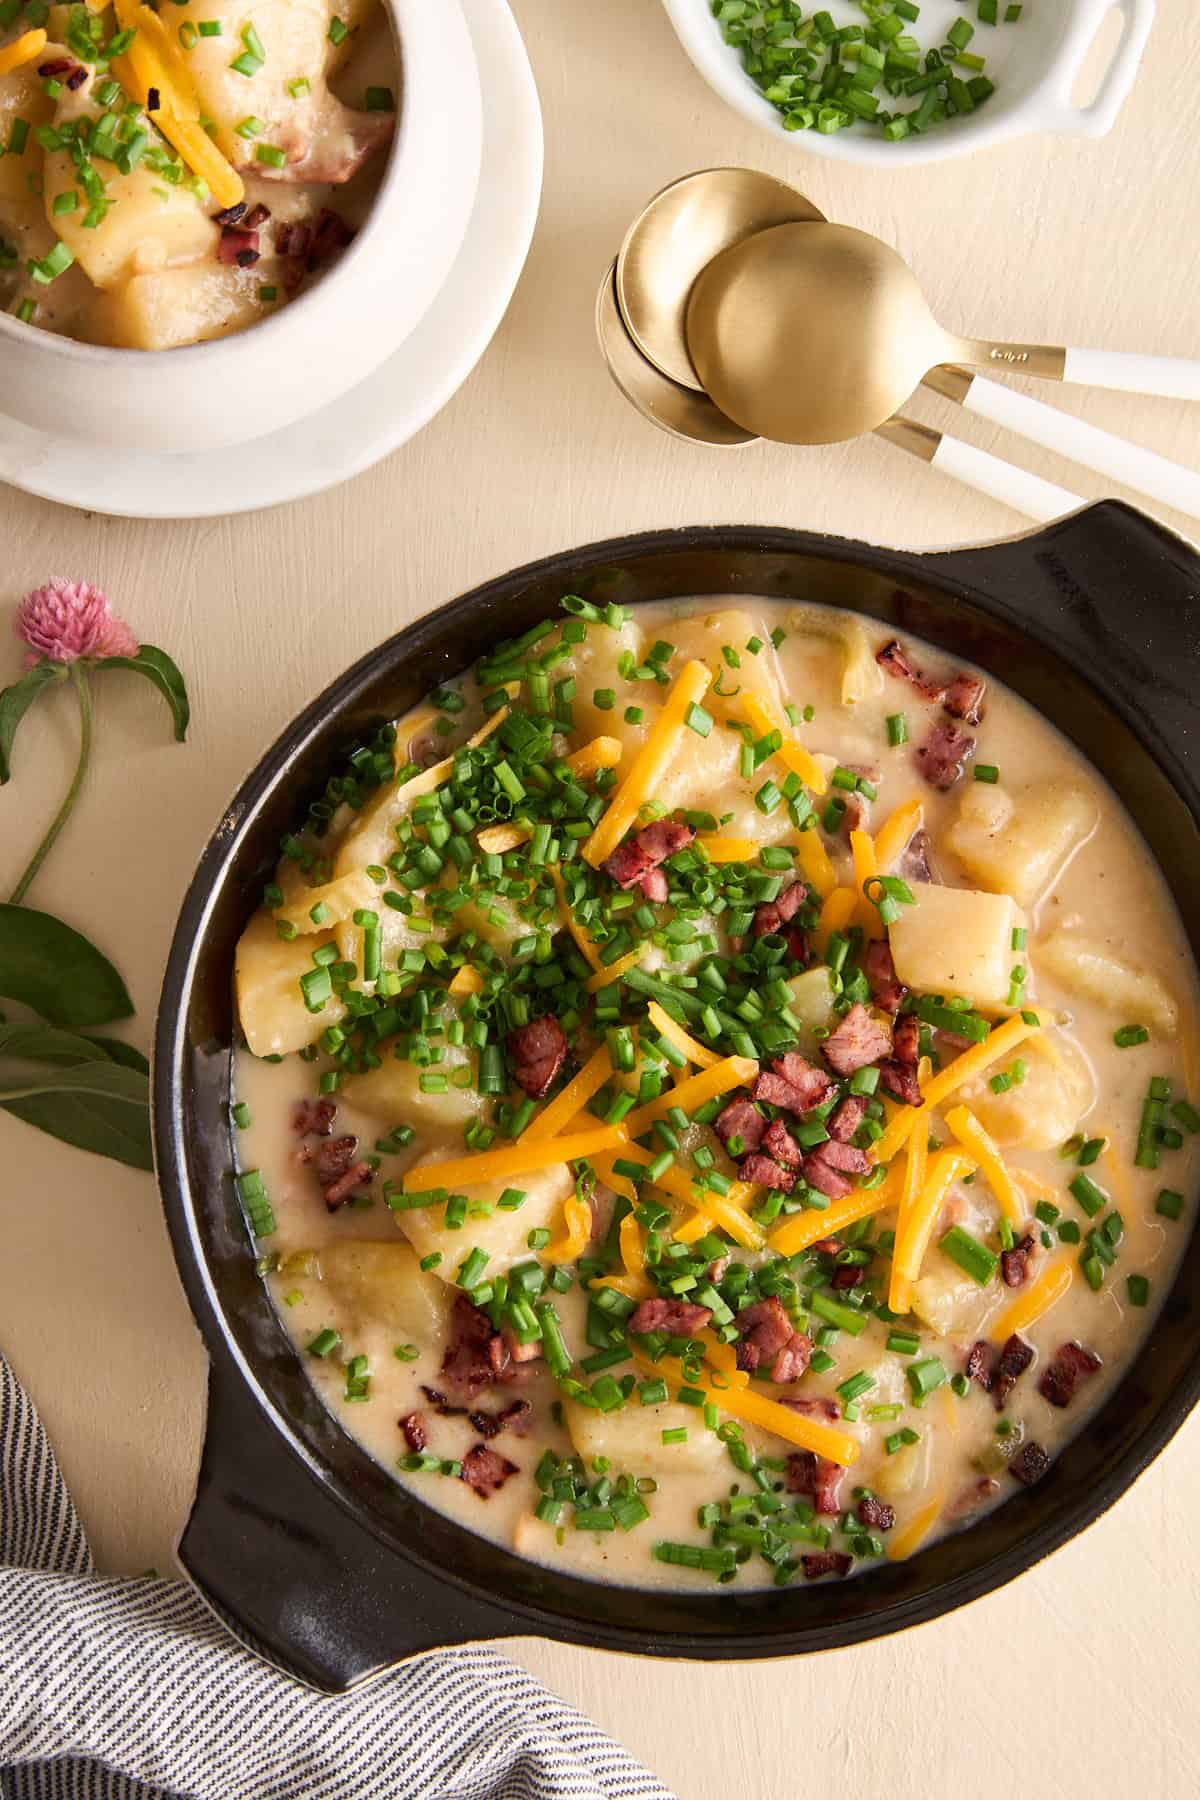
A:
[0, 1353, 676, 1800]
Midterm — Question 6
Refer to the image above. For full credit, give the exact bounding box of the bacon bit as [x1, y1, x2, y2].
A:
[993, 1333, 1035, 1410]
[438, 1296, 499, 1401]
[946, 1475, 1000, 1520]
[781, 1395, 841, 1422]
[507, 1015, 567, 1099]
[915, 719, 976, 791]
[801, 1151, 853, 1200]
[214, 201, 248, 226]
[1009, 1441, 1051, 1486]
[781, 925, 810, 966]
[965, 1340, 995, 1392]
[826, 1094, 867, 1144]
[751, 1053, 835, 1115]
[628, 1297, 712, 1337]
[468, 1397, 533, 1440]
[834, 1265, 866, 1291]
[38, 57, 74, 75]
[602, 818, 695, 890]
[815, 1140, 870, 1175]
[944, 672, 987, 725]
[639, 866, 669, 903]
[771, 1334, 813, 1383]
[877, 637, 946, 703]
[762, 1117, 803, 1170]
[752, 878, 808, 939]
[501, 1329, 543, 1365]
[708, 1255, 730, 1284]
[400, 1412, 427, 1454]
[864, 941, 906, 1014]
[877, 1060, 922, 1105]
[809, 1239, 843, 1257]
[461, 1443, 519, 1498]
[305, 208, 353, 270]
[802, 1551, 854, 1580]
[892, 1013, 921, 1067]
[243, 202, 271, 231]
[1037, 1341, 1102, 1409]
[1001, 1233, 1036, 1288]
[146, 84, 160, 111]
[785, 1451, 845, 1515]
[739, 1152, 796, 1193]
[733, 1297, 793, 1372]
[822, 1003, 891, 1076]
[857, 1494, 896, 1531]
[293, 1096, 337, 1136]
[275, 220, 311, 258]
[897, 826, 935, 885]
[713, 1097, 765, 1154]
[323, 1159, 372, 1212]
[217, 226, 260, 268]
[315, 1134, 358, 1187]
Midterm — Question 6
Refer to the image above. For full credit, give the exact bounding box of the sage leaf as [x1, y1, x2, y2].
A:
[96, 644, 190, 742]
[0, 662, 64, 784]
[83, 1034, 150, 1074]
[0, 1021, 114, 1063]
[0, 904, 134, 1026]
[0, 1058, 151, 1169]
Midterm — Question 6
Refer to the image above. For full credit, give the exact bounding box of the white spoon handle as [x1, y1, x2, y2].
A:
[878, 416, 1083, 522]
[933, 369, 1200, 519]
[1062, 347, 1200, 403]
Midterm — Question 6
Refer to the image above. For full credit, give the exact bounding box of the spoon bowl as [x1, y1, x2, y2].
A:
[595, 265, 755, 448]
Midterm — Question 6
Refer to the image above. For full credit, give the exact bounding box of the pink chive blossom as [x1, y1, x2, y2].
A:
[15, 578, 140, 670]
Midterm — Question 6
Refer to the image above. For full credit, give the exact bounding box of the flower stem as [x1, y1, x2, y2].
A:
[9, 661, 93, 906]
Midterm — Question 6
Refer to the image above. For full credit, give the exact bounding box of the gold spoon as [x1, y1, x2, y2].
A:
[686, 221, 1200, 446]
[597, 265, 1083, 522]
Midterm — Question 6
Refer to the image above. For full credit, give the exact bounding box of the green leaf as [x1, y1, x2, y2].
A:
[0, 1021, 115, 1063]
[0, 1058, 151, 1169]
[0, 904, 134, 1026]
[83, 1034, 150, 1073]
[0, 662, 64, 783]
[96, 643, 190, 742]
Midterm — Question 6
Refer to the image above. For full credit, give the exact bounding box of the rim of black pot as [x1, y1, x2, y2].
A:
[155, 505, 1200, 1663]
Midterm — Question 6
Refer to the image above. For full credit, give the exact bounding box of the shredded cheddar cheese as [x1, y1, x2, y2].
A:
[621, 1056, 757, 1140]
[814, 886, 858, 954]
[585, 947, 644, 992]
[618, 1212, 651, 1292]
[694, 835, 762, 864]
[400, 1122, 628, 1194]
[522, 1045, 612, 1144]
[564, 735, 623, 778]
[944, 1105, 1025, 1225]
[646, 1001, 720, 1069]
[0, 29, 47, 75]
[874, 796, 925, 873]
[768, 1171, 899, 1258]
[741, 693, 828, 794]
[891, 1148, 976, 1310]
[988, 1258, 1073, 1343]
[447, 964, 484, 998]
[583, 660, 713, 867]
[871, 1013, 1044, 1166]
[112, 5, 246, 210]
[630, 1347, 857, 1465]
[849, 827, 882, 937]
[792, 827, 837, 901]
[541, 1194, 592, 1266]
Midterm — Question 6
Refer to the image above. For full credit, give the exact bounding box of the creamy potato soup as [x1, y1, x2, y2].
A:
[233, 598, 1199, 1591]
[0, 0, 395, 346]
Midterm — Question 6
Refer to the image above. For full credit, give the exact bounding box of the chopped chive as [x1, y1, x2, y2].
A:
[1114, 1024, 1150, 1048]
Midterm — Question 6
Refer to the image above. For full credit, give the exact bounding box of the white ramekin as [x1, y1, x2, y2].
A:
[660, 0, 1155, 167]
[0, 0, 483, 451]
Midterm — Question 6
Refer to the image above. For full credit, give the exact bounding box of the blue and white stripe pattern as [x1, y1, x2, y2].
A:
[0, 1353, 676, 1800]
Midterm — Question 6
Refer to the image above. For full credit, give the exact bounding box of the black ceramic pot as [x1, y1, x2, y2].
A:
[155, 502, 1200, 1693]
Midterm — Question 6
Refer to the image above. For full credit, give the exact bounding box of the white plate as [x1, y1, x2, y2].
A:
[0, 0, 543, 519]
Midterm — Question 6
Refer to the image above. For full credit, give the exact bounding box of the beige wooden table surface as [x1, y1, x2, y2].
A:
[2, 1, 1198, 1794]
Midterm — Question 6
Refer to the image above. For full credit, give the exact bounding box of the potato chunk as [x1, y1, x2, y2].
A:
[235, 910, 345, 1056]
[99, 262, 272, 350]
[558, 618, 647, 754]
[664, 608, 787, 721]
[946, 781, 1098, 908]
[785, 966, 839, 1050]
[274, 870, 381, 934]
[960, 1033, 1095, 1151]
[394, 1161, 573, 1277]
[910, 1266, 989, 1339]
[889, 884, 1026, 1012]
[315, 1240, 447, 1343]
[343, 1042, 482, 1130]
[564, 1397, 725, 1476]
[45, 132, 216, 290]
[1037, 929, 1179, 1035]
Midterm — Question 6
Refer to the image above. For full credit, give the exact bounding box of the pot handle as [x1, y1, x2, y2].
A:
[176, 1346, 516, 1693]
[889, 500, 1200, 800]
